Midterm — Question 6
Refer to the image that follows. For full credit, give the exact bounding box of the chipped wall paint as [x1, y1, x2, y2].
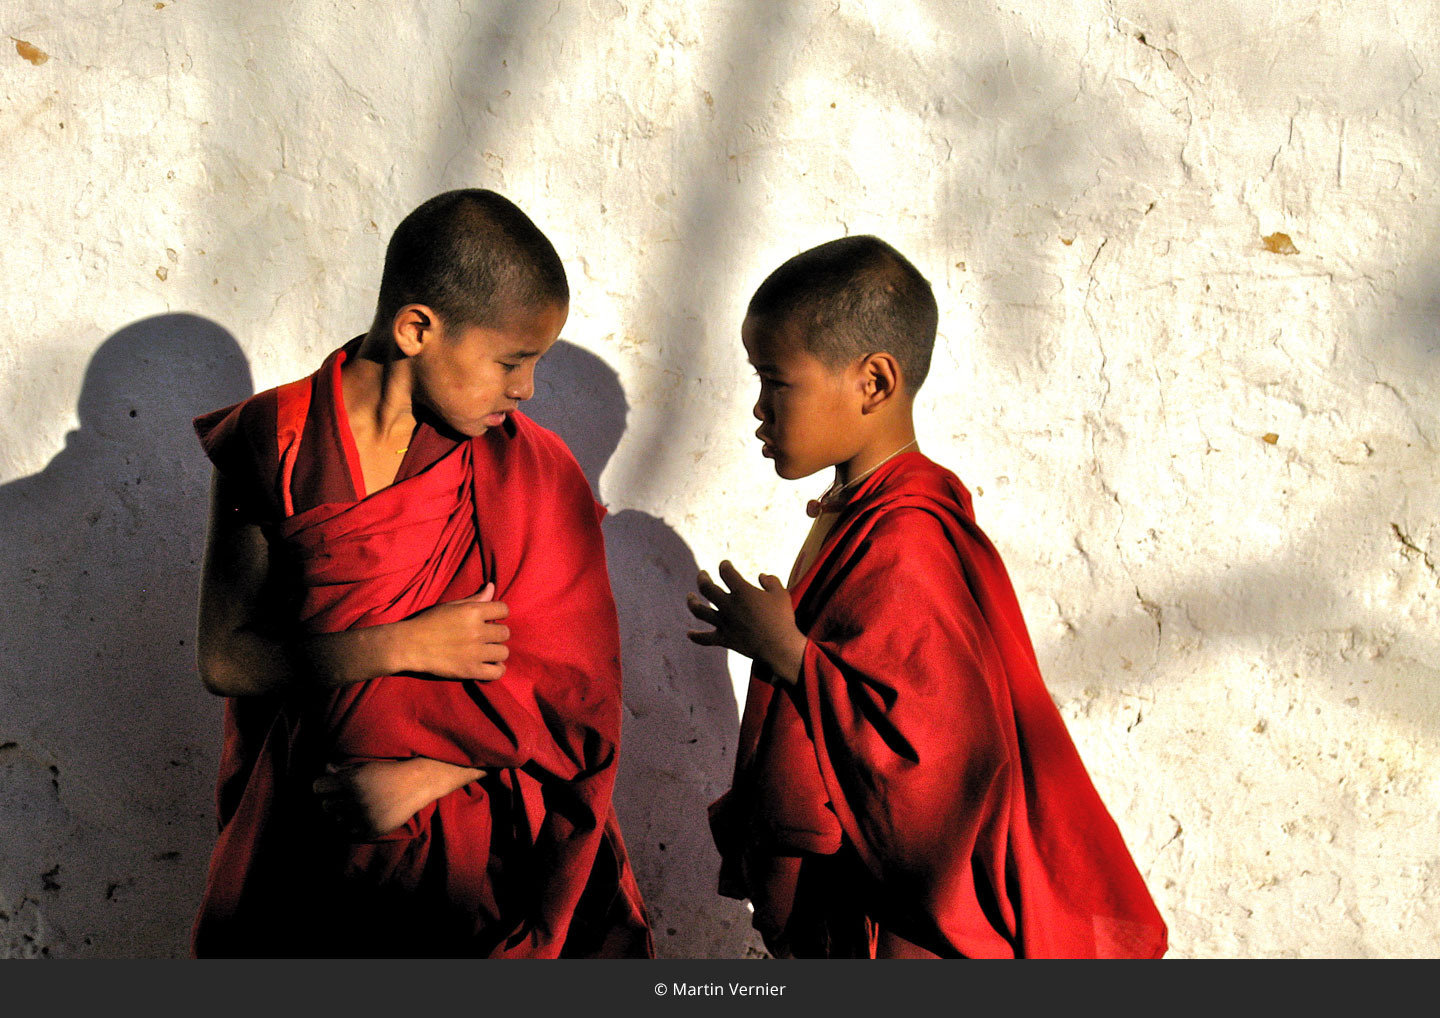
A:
[1, 0, 1437, 958]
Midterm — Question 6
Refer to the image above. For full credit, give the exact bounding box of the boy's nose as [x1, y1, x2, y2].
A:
[509, 367, 536, 402]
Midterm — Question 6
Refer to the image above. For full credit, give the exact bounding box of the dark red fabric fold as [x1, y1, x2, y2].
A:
[192, 343, 651, 958]
[710, 452, 1167, 958]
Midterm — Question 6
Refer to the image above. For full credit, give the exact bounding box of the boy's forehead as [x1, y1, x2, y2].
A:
[741, 314, 802, 363]
[458, 301, 567, 353]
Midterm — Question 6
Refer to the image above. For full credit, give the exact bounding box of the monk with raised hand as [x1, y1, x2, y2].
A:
[192, 189, 652, 958]
[690, 235, 1167, 959]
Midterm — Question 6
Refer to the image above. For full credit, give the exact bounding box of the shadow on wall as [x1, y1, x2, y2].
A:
[0, 314, 252, 957]
[525, 340, 757, 959]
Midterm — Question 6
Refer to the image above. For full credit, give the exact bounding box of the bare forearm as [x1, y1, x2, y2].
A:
[314, 757, 486, 838]
[759, 629, 807, 686]
[199, 622, 403, 697]
[196, 469, 452, 697]
[414, 757, 485, 799]
[300, 624, 404, 688]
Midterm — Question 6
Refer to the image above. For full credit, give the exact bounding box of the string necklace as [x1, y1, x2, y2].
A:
[806, 439, 918, 518]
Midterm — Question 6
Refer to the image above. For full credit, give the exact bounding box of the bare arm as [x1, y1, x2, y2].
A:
[196, 468, 511, 696]
[313, 758, 487, 839]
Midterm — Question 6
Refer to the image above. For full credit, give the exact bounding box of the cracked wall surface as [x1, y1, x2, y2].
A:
[1, 0, 1437, 958]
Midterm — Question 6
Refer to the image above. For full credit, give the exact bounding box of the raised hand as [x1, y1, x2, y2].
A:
[686, 560, 806, 685]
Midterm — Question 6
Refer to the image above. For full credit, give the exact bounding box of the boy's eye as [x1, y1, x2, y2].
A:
[500, 361, 521, 372]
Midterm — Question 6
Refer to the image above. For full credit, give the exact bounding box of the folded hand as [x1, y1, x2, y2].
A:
[686, 560, 805, 685]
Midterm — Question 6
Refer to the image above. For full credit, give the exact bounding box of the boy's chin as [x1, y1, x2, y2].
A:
[773, 461, 825, 482]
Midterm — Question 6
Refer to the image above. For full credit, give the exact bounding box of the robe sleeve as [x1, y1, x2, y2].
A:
[795, 504, 1021, 953]
[193, 393, 283, 526]
[792, 496, 1167, 958]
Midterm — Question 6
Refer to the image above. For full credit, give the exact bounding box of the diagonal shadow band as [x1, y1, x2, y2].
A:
[526, 339, 752, 958]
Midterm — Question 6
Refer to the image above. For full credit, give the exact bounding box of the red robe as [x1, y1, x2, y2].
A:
[709, 452, 1167, 958]
[192, 340, 652, 958]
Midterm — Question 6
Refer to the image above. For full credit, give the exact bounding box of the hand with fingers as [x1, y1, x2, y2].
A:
[685, 560, 807, 685]
[399, 581, 511, 681]
[313, 757, 487, 840]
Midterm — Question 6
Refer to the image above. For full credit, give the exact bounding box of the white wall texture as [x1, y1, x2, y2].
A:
[1, 0, 1437, 958]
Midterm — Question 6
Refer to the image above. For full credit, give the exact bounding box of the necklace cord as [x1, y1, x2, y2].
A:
[806, 439, 918, 517]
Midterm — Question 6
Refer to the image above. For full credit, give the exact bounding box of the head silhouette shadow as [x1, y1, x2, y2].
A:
[524, 340, 753, 958]
[0, 313, 252, 957]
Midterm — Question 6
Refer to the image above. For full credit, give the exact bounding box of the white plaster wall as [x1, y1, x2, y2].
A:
[1, 0, 1436, 958]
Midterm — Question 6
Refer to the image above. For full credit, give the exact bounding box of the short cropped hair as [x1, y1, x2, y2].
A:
[747, 235, 938, 392]
[374, 189, 568, 332]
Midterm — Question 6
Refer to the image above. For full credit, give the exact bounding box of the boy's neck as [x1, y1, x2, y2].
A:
[834, 408, 918, 488]
[343, 328, 419, 446]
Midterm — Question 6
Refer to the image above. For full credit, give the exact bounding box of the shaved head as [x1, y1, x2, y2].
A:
[375, 189, 568, 333]
[747, 235, 938, 392]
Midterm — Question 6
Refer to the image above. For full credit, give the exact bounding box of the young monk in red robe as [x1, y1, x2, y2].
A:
[689, 236, 1168, 959]
[192, 189, 652, 958]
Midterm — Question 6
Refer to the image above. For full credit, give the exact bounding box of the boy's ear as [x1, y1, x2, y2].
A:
[858, 352, 902, 413]
[393, 304, 439, 358]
